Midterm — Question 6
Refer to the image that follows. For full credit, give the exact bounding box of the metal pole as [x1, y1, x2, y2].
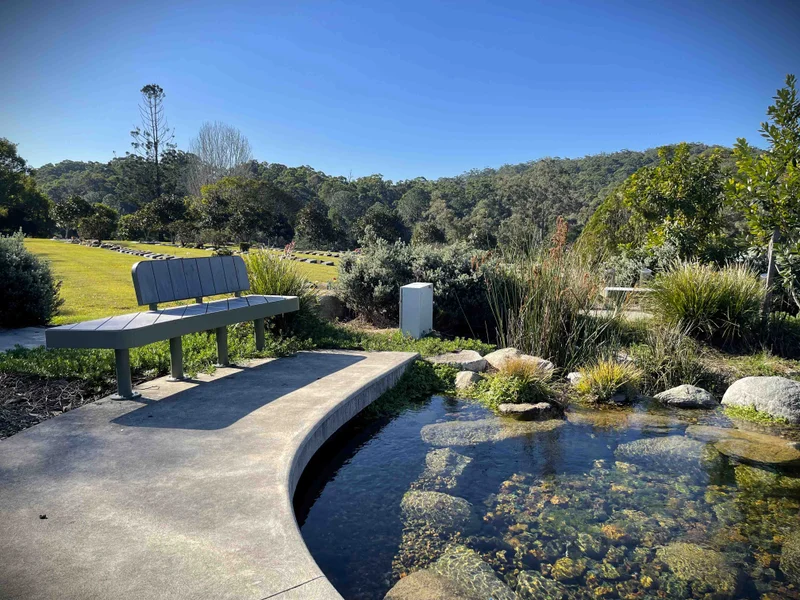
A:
[254, 318, 265, 351]
[112, 348, 140, 399]
[169, 336, 185, 381]
[215, 326, 229, 366]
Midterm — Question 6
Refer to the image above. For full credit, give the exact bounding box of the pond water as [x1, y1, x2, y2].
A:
[295, 396, 800, 599]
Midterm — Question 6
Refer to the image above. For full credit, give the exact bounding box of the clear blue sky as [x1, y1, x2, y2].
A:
[2, 0, 798, 180]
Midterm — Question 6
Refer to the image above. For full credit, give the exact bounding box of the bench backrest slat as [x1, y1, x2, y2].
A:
[132, 256, 250, 306]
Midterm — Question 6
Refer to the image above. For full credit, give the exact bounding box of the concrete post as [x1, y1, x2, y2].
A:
[169, 336, 185, 381]
[216, 326, 229, 366]
[254, 318, 265, 351]
[112, 348, 140, 399]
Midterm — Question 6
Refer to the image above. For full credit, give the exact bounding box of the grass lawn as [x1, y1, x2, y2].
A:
[24, 239, 339, 325]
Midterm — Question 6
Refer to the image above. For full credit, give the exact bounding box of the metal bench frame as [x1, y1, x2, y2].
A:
[46, 256, 299, 399]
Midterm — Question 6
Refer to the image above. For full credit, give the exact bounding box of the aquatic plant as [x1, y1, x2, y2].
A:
[575, 358, 642, 403]
[724, 404, 790, 425]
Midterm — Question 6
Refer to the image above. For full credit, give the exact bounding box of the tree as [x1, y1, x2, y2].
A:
[357, 202, 407, 243]
[294, 199, 335, 249]
[130, 84, 175, 200]
[728, 74, 800, 314]
[187, 121, 253, 196]
[396, 186, 431, 226]
[52, 195, 92, 238]
[77, 204, 119, 241]
[0, 138, 54, 236]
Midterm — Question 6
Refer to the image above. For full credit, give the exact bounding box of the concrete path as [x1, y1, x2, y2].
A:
[0, 327, 47, 352]
[0, 350, 417, 600]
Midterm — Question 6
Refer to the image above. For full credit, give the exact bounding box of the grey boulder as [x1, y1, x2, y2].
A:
[497, 402, 558, 421]
[655, 384, 717, 408]
[454, 371, 481, 390]
[721, 376, 800, 423]
[427, 350, 487, 372]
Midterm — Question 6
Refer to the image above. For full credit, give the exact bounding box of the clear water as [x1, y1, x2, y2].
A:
[296, 397, 800, 599]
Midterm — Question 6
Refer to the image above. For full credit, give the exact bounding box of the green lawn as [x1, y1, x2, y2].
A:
[25, 239, 338, 325]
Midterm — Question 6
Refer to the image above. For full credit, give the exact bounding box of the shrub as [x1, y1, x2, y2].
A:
[474, 371, 554, 409]
[337, 239, 499, 336]
[485, 243, 623, 370]
[0, 232, 63, 327]
[648, 261, 764, 346]
[575, 359, 642, 403]
[629, 325, 709, 395]
[766, 313, 800, 359]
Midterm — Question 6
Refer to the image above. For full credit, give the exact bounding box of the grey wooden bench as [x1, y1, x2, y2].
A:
[46, 256, 299, 399]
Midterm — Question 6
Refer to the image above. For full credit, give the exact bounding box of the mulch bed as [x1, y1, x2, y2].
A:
[0, 374, 110, 440]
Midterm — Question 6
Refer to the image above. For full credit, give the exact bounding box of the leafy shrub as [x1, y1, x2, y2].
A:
[648, 261, 764, 346]
[337, 239, 499, 336]
[765, 313, 800, 359]
[212, 247, 233, 256]
[0, 231, 63, 327]
[629, 325, 709, 395]
[575, 359, 642, 403]
[474, 371, 554, 409]
[486, 243, 622, 370]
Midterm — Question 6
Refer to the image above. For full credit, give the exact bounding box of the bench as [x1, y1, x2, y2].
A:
[603, 286, 654, 300]
[46, 256, 299, 399]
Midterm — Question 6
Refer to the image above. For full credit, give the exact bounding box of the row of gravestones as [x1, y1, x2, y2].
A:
[281, 255, 335, 266]
[300, 250, 341, 258]
[97, 242, 177, 260]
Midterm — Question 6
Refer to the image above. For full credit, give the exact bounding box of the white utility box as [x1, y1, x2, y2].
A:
[400, 282, 433, 339]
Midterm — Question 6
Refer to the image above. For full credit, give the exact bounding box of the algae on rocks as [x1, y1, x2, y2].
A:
[656, 542, 740, 597]
[420, 418, 564, 447]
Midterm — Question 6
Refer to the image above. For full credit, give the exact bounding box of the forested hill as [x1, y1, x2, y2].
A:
[32, 142, 730, 248]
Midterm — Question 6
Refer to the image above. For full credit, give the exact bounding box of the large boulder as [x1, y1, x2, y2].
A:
[317, 293, 348, 321]
[686, 425, 800, 467]
[483, 348, 521, 370]
[431, 545, 516, 600]
[497, 402, 558, 421]
[384, 569, 475, 600]
[400, 491, 473, 533]
[655, 384, 717, 408]
[427, 350, 487, 372]
[656, 542, 739, 597]
[721, 376, 800, 423]
[411, 448, 472, 492]
[454, 371, 481, 390]
[614, 436, 718, 474]
[421, 418, 564, 447]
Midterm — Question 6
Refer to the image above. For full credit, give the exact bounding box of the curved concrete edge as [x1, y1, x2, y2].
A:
[0, 350, 419, 600]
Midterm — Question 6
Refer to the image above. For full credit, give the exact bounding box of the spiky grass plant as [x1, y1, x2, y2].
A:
[244, 250, 317, 314]
[575, 359, 642, 403]
[648, 261, 764, 346]
[629, 325, 709, 395]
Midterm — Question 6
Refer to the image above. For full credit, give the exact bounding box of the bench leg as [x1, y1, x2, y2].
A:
[215, 326, 229, 367]
[169, 336, 186, 381]
[111, 348, 140, 400]
[254, 318, 265, 351]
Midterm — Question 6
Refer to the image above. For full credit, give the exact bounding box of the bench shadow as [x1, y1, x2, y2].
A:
[112, 352, 365, 431]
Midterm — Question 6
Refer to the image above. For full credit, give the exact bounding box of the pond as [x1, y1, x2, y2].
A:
[295, 396, 800, 599]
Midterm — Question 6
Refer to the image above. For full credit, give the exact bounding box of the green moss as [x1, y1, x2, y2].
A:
[361, 360, 456, 418]
[723, 404, 789, 425]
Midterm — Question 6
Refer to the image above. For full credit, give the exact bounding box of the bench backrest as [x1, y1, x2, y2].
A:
[132, 256, 250, 307]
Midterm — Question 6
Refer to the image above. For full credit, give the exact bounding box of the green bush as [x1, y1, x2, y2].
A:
[0, 231, 63, 327]
[648, 261, 764, 346]
[766, 313, 800, 359]
[629, 325, 709, 395]
[575, 359, 642, 403]
[337, 239, 499, 336]
[472, 359, 554, 409]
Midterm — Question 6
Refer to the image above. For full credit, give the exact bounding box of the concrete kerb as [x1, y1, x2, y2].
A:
[0, 350, 419, 600]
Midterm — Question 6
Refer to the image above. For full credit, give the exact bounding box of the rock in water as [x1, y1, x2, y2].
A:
[685, 425, 800, 467]
[515, 570, 571, 599]
[411, 448, 472, 491]
[654, 384, 717, 408]
[400, 491, 473, 532]
[735, 464, 800, 498]
[656, 542, 739, 597]
[421, 418, 564, 447]
[483, 347, 521, 370]
[427, 350, 487, 372]
[454, 371, 481, 390]
[497, 402, 558, 421]
[614, 436, 717, 474]
[431, 545, 516, 600]
[781, 531, 800, 586]
[384, 569, 477, 600]
[721, 376, 800, 423]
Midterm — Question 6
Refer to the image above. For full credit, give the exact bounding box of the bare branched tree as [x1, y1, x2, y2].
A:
[186, 121, 253, 196]
[130, 84, 176, 199]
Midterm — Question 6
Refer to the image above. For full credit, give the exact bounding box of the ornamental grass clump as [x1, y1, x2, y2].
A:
[473, 357, 554, 409]
[629, 325, 709, 395]
[244, 250, 318, 321]
[575, 359, 642, 403]
[648, 261, 764, 346]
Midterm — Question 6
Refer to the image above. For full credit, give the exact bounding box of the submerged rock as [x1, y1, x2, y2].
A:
[383, 568, 476, 600]
[685, 425, 800, 467]
[550, 556, 587, 581]
[431, 545, 516, 600]
[454, 371, 481, 390]
[655, 384, 717, 408]
[734, 464, 800, 497]
[781, 531, 800, 586]
[515, 570, 571, 599]
[656, 542, 740, 597]
[614, 436, 717, 473]
[427, 351, 487, 372]
[497, 402, 558, 421]
[411, 448, 472, 491]
[400, 491, 473, 532]
[568, 409, 686, 432]
[420, 418, 564, 447]
[721, 376, 800, 423]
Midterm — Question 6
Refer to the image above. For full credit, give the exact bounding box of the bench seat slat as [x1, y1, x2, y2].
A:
[154, 306, 189, 324]
[168, 261, 189, 300]
[234, 259, 250, 291]
[151, 261, 174, 303]
[97, 314, 140, 331]
[132, 261, 159, 306]
[197, 259, 217, 296]
[221, 256, 241, 292]
[124, 311, 164, 329]
[71, 316, 113, 331]
[183, 259, 203, 299]
[209, 257, 227, 294]
[246, 295, 267, 306]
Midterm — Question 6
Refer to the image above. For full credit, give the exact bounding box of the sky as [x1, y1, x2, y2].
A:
[1, 0, 799, 181]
